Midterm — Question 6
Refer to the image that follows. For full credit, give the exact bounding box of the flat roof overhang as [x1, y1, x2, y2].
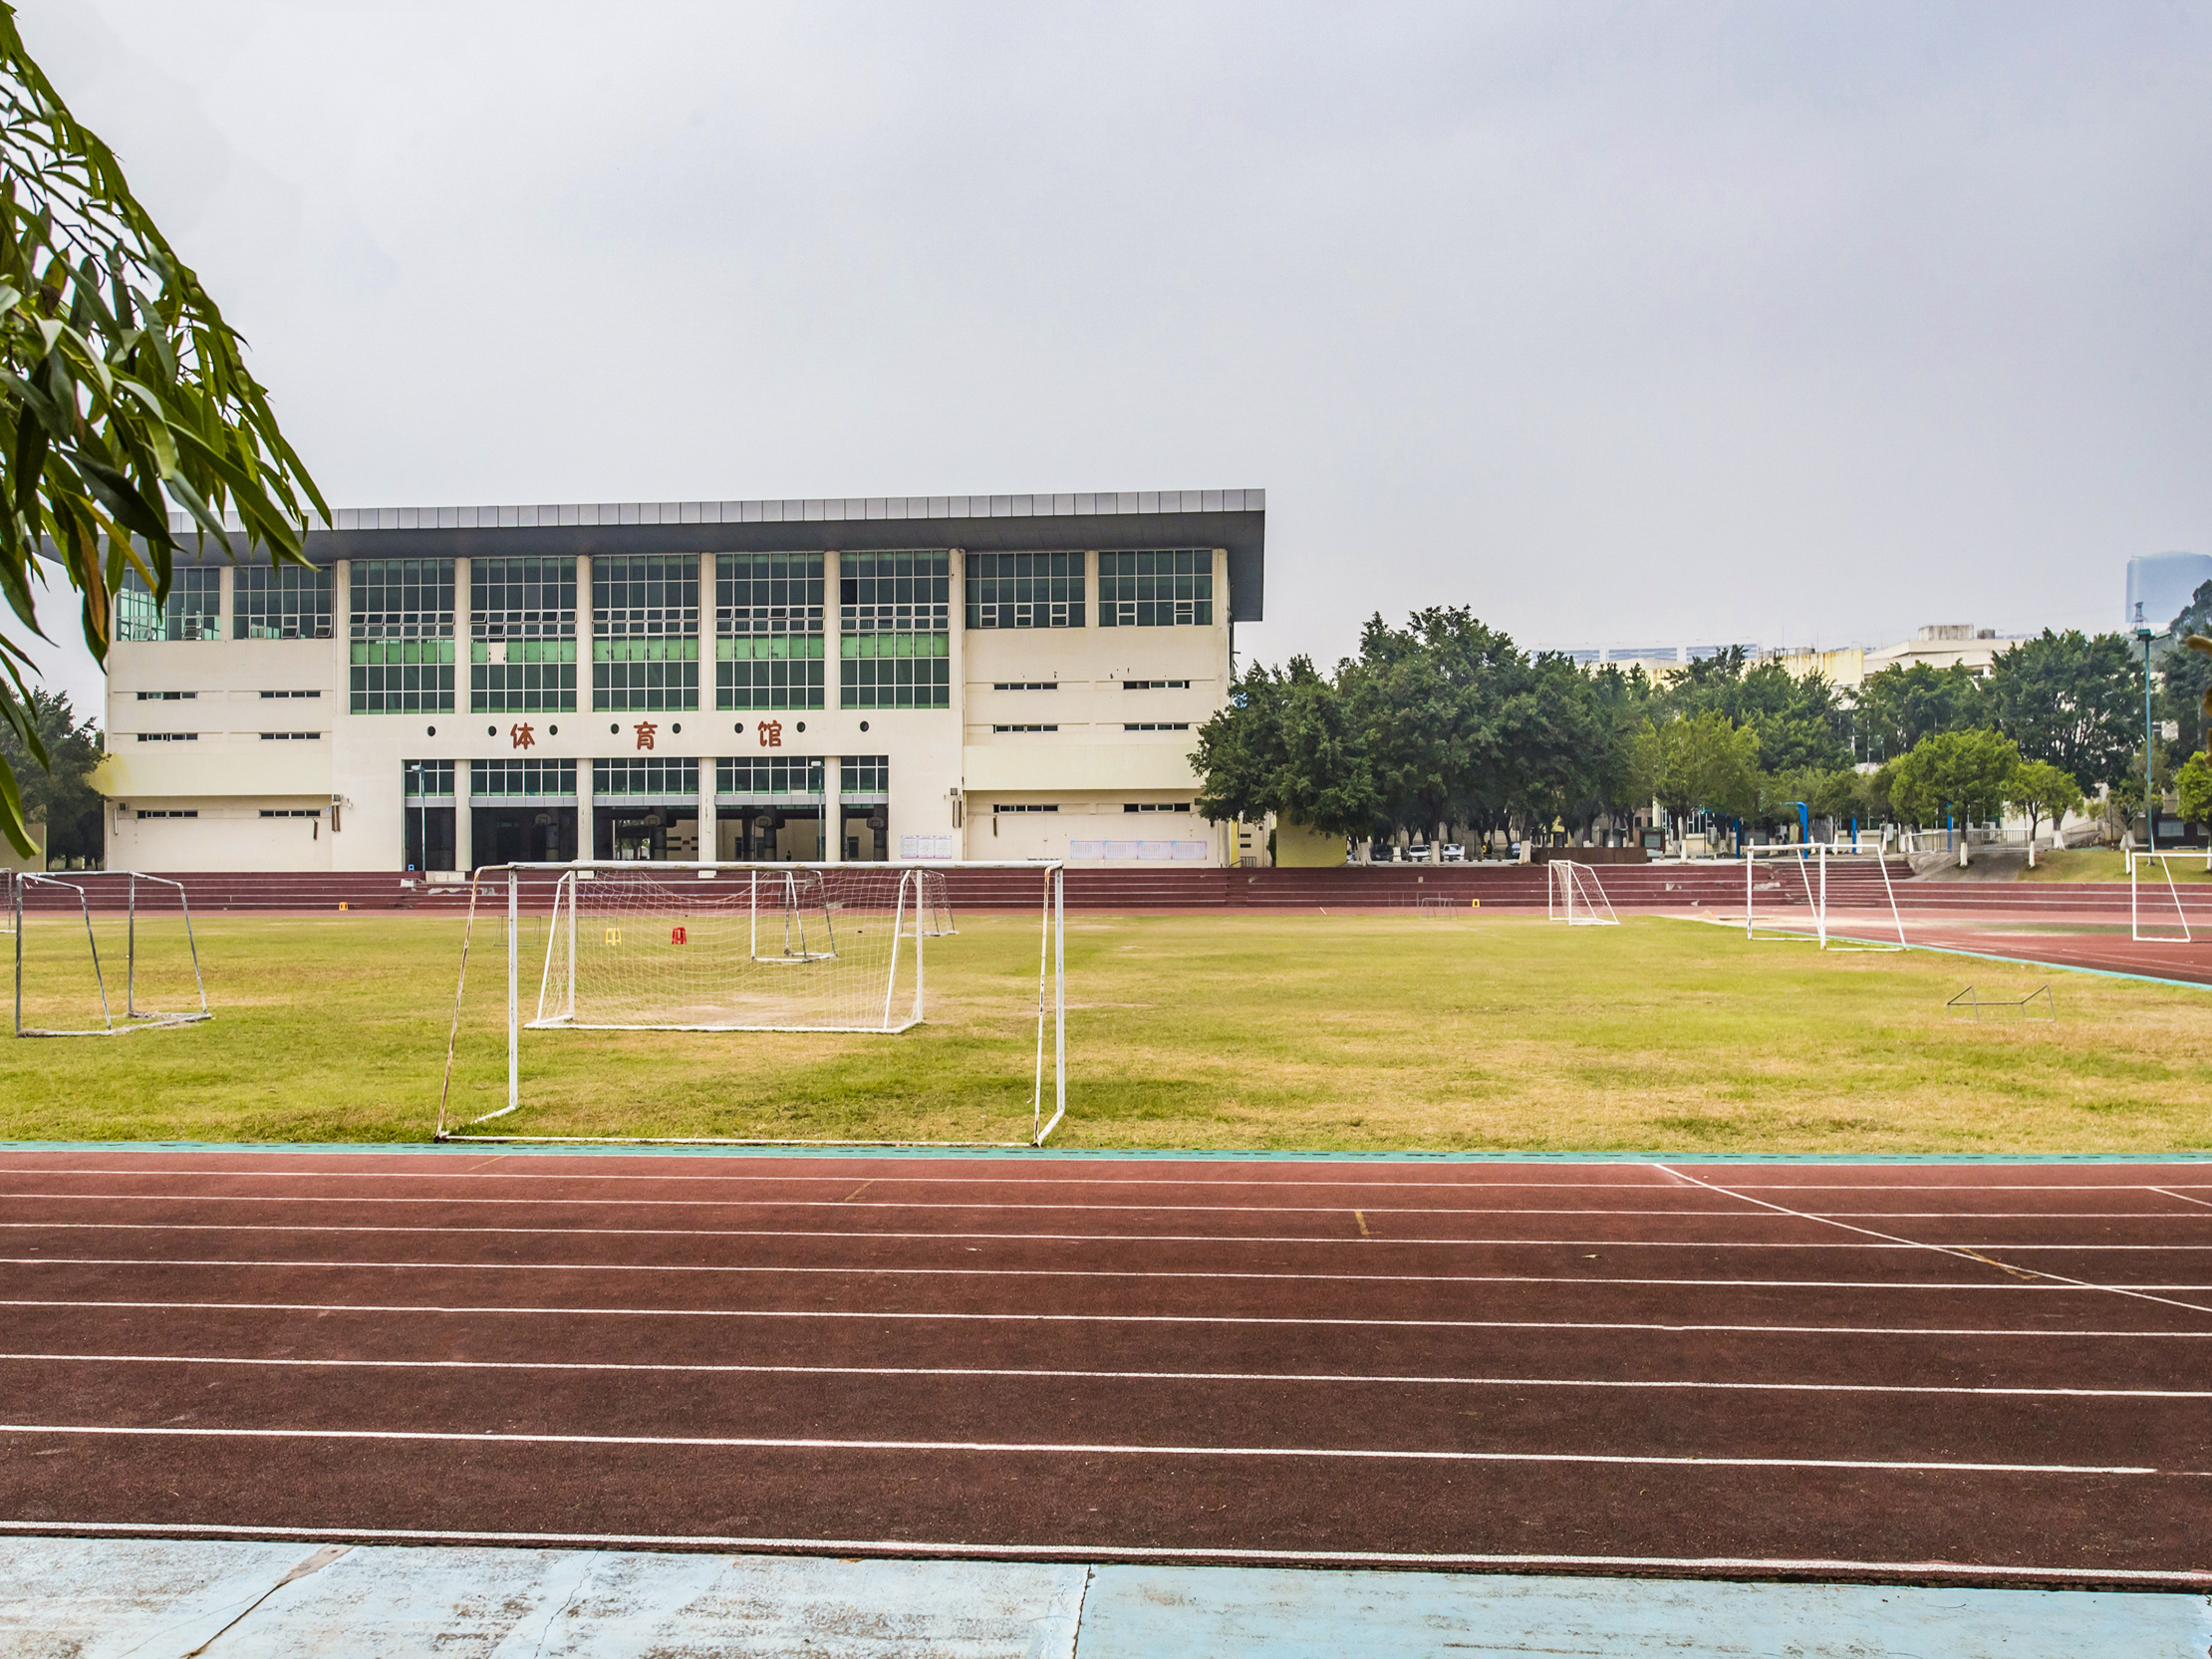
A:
[161, 489, 1266, 623]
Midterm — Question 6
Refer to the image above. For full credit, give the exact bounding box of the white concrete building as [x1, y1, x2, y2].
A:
[94, 489, 1263, 872]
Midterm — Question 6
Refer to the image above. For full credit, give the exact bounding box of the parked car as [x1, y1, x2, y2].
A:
[1439, 844, 1466, 863]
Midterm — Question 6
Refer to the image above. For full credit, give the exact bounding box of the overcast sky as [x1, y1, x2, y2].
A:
[12, 0, 2211, 715]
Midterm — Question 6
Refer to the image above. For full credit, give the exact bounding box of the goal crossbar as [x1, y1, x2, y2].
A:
[1744, 844, 1907, 953]
[13, 871, 211, 1037]
[436, 860, 1066, 1148]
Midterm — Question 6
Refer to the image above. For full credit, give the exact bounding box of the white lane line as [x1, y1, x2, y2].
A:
[5, 1351, 2203, 1399]
[12, 1255, 2212, 1291]
[4, 1192, 2207, 1221]
[2152, 1187, 2212, 1212]
[0, 1521, 2202, 1585]
[0, 1422, 2164, 1476]
[1656, 1167, 2212, 1319]
[8, 1222, 2209, 1251]
[8, 1297, 2210, 1339]
[2, 1166, 2205, 1193]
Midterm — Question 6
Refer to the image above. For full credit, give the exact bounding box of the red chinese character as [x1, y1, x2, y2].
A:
[670, 926, 688, 946]
[509, 721, 535, 749]
[633, 720, 658, 751]
[756, 718, 783, 748]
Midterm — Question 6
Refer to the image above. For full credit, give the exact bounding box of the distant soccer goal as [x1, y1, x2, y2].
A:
[1745, 844, 1907, 952]
[2129, 850, 2192, 944]
[12, 872, 210, 1037]
[436, 860, 1063, 1148]
[1546, 860, 1618, 926]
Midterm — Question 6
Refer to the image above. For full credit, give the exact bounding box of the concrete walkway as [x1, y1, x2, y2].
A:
[3, 1539, 2206, 1657]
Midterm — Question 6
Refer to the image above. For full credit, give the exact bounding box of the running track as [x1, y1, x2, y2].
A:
[2, 1149, 2210, 1588]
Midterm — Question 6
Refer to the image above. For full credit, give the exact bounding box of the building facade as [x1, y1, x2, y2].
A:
[94, 489, 1263, 872]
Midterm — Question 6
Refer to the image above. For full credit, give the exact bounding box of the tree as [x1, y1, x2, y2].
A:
[1658, 652, 1850, 771]
[0, 9, 326, 856]
[1192, 656, 1385, 842]
[2157, 581, 2212, 754]
[1627, 710, 1761, 832]
[1848, 662, 1988, 761]
[1983, 629, 2138, 791]
[2007, 759, 2083, 846]
[2176, 751, 2212, 830]
[1886, 729, 2022, 827]
[0, 683, 96, 859]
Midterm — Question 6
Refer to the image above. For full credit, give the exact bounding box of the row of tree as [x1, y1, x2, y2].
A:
[1193, 606, 2154, 848]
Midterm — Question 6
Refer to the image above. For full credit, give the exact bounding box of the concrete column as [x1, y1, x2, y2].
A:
[823, 754, 842, 864]
[575, 554, 594, 861]
[451, 556, 470, 722]
[822, 547, 841, 866]
[455, 759, 473, 872]
[697, 552, 715, 862]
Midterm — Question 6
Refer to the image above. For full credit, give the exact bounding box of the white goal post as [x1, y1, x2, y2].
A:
[1744, 843, 1907, 953]
[2129, 850, 2192, 944]
[12, 871, 211, 1037]
[1546, 860, 1619, 926]
[436, 859, 1064, 1148]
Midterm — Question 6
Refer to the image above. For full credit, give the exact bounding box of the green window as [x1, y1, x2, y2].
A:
[1098, 550, 1213, 627]
[840, 754, 889, 796]
[404, 759, 455, 797]
[717, 553, 823, 710]
[966, 551, 1083, 629]
[473, 557, 577, 712]
[235, 564, 333, 641]
[349, 559, 453, 711]
[470, 758, 577, 799]
[716, 756, 824, 798]
[839, 551, 949, 709]
[117, 568, 221, 642]
[594, 555, 698, 711]
[593, 757, 699, 798]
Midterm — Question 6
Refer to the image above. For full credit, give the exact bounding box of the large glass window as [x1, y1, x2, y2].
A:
[234, 564, 333, 641]
[840, 754, 890, 796]
[716, 756, 824, 797]
[593, 757, 699, 798]
[473, 557, 576, 713]
[116, 567, 221, 642]
[840, 551, 949, 709]
[966, 552, 1084, 630]
[1098, 550, 1213, 628]
[716, 553, 823, 710]
[404, 759, 455, 797]
[470, 759, 577, 799]
[349, 559, 454, 712]
[594, 555, 698, 711]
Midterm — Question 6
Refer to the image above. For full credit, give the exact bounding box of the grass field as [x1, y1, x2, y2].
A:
[2021, 847, 2212, 882]
[5, 908, 2211, 1153]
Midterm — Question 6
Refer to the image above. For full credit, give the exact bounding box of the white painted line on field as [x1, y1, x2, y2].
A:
[7, 1296, 2210, 1339]
[12, 1254, 2212, 1291]
[0, 1421, 2166, 1477]
[5, 1350, 2203, 1399]
[7, 1221, 2210, 1252]
[1655, 1167, 2212, 1319]
[2, 1520, 2204, 1586]
[2151, 1187, 2212, 1211]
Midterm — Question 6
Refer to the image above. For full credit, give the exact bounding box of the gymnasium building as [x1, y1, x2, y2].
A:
[94, 489, 1263, 872]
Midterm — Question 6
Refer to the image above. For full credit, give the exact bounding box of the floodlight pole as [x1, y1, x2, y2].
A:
[2139, 618, 2156, 857]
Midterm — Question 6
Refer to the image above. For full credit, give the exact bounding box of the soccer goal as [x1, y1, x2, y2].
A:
[1546, 860, 1618, 926]
[2130, 850, 2192, 944]
[1745, 843, 1907, 952]
[12, 871, 211, 1037]
[436, 859, 1064, 1147]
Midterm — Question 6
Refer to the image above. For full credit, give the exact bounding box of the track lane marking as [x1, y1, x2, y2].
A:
[1, 1521, 2202, 1584]
[9, 1222, 2209, 1251]
[2152, 1187, 2212, 1212]
[8, 1297, 2210, 1337]
[5, 1351, 2204, 1398]
[1655, 1166, 2212, 1318]
[0, 1422, 2163, 1476]
[13, 1255, 2212, 1290]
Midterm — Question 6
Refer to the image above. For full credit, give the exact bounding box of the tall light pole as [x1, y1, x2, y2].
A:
[2136, 604, 2156, 853]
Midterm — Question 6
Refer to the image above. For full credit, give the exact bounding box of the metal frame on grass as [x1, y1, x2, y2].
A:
[12, 871, 210, 1037]
[435, 859, 1066, 1149]
[2129, 850, 2192, 944]
[1744, 843, 1907, 953]
[1545, 861, 1619, 926]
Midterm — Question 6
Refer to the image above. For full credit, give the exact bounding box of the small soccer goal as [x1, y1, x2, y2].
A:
[436, 859, 1063, 1148]
[1744, 843, 1907, 952]
[12, 872, 211, 1037]
[2129, 849, 2192, 944]
[1546, 860, 1618, 926]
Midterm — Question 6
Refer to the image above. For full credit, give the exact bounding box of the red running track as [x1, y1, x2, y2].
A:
[1, 1149, 2209, 1587]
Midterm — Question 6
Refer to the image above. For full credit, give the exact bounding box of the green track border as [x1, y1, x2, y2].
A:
[1, 1141, 2206, 1164]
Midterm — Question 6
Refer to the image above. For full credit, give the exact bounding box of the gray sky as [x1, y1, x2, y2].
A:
[13, 0, 2211, 715]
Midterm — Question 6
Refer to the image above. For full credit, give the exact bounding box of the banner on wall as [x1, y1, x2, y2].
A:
[898, 834, 954, 860]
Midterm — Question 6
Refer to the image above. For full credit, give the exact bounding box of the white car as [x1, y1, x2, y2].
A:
[1439, 844, 1466, 863]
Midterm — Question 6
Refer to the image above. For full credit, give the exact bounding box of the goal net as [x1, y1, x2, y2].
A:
[2130, 850, 2192, 944]
[1546, 860, 1618, 926]
[1745, 844, 1907, 952]
[12, 872, 211, 1037]
[437, 859, 1063, 1147]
